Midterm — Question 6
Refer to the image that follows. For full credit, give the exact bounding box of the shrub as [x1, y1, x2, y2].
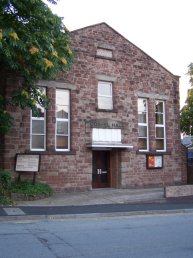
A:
[0, 172, 53, 205]
[0, 196, 13, 205]
[0, 170, 12, 197]
[11, 180, 53, 198]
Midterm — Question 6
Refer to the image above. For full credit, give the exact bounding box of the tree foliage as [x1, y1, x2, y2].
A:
[180, 90, 193, 135]
[0, 0, 73, 133]
[180, 64, 193, 135]
[0, 95, 13, 134]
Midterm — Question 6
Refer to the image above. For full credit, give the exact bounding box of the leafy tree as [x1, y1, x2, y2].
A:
[0, 0, 73, 133]
[180, 64, 193, 135]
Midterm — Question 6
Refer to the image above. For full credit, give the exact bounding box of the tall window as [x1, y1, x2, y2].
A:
[30, 88, 46, 151]
[138, 98, 149, 151]
[98, 81, 113, 110]
[155, 100, 166, 151]
[55, 89, 70, 151]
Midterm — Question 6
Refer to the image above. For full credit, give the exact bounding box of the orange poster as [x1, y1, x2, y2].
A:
[148, 156, 155, 168]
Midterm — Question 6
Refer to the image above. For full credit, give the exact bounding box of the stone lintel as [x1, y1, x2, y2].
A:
[37, 80, 76, 90]
[96, 74, 117, 82]
[136, 91, 168, 100]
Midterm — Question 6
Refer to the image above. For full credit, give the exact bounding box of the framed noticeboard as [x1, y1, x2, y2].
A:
[146, 154, 163, 169]
[15, 154, 40, 172]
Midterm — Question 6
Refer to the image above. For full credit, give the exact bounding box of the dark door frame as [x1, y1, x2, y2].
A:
[92, 150, 120, 189]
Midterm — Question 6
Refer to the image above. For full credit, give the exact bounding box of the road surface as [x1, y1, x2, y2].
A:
[0, 212, 193, 258]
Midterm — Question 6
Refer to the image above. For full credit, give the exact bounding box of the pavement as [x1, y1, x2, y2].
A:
[15, 187, 166, 206]
[1, 187, 193, 221]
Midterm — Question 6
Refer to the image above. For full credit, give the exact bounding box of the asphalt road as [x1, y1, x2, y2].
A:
[1, 213, 193, 258]
[1, 198, 193, 219]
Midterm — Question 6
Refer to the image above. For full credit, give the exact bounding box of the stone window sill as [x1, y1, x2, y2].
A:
[25, 150, 76, 155]
[136, 150, 171, 155]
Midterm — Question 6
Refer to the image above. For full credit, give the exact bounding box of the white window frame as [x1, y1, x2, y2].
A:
[98, 81, 113, 110]
[30, 88, 46, 151]
[138, 98, 149, 151]
[55, 89, 70, 152]
[155, 100, 166, 152]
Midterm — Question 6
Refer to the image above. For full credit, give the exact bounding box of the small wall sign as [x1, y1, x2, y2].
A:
[147, 154, 163, 169]
[15, 154, 40, 172]
[15, 154, 40, 184]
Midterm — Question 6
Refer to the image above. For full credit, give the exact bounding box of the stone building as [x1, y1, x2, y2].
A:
[0, 23, 187, 191]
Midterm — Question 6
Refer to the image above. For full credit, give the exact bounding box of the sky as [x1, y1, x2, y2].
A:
[47, 0, 193, 108]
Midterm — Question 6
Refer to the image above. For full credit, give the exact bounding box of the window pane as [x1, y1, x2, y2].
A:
[32, 135, 44, 149]
[155, 101, 163, 113]
[138, 112, 147, 123]
[56, 136, 68, 149]
[98, 96, 112, 109]
[156, 139, 164, 150]
[32, 87, 46, 117]
[139, 125, 147, 137]
[55, 89, 70, 151]
[155, 100, 165, 150]
[156, 127, 164, 138]
[138, 138, 147, 150]
[56, 90, 69, 106]
[155, 113, 163, 124]
[56, 106, 68, 118]
[138, 99, 147, 112]
[57, 121, 68, 135]
[32, 120, 44, 134]
[98, 83, 112, 96]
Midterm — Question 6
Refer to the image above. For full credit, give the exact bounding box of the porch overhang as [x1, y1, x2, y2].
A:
[86, 142, 133, 150]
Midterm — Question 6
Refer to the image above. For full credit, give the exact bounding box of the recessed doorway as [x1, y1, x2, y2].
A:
[92, 151, 110, 188]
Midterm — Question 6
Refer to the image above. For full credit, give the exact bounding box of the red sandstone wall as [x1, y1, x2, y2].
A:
[1, 23, 187, 191]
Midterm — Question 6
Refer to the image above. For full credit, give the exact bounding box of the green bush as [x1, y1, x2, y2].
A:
[0, 170, 53, 205]
[0, 171, 53, 205]
[0, 170, 12, 197]
[0, 196, 13, 205]
[11, 180, 53, 197]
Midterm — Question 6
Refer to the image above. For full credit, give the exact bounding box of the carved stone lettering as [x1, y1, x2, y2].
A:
[87, 119, 125, 129]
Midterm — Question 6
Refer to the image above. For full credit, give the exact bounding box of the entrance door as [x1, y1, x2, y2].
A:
[92, 151, 110, 188]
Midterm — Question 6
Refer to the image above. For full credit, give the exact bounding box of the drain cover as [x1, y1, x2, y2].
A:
[3, 208, 25, 216]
